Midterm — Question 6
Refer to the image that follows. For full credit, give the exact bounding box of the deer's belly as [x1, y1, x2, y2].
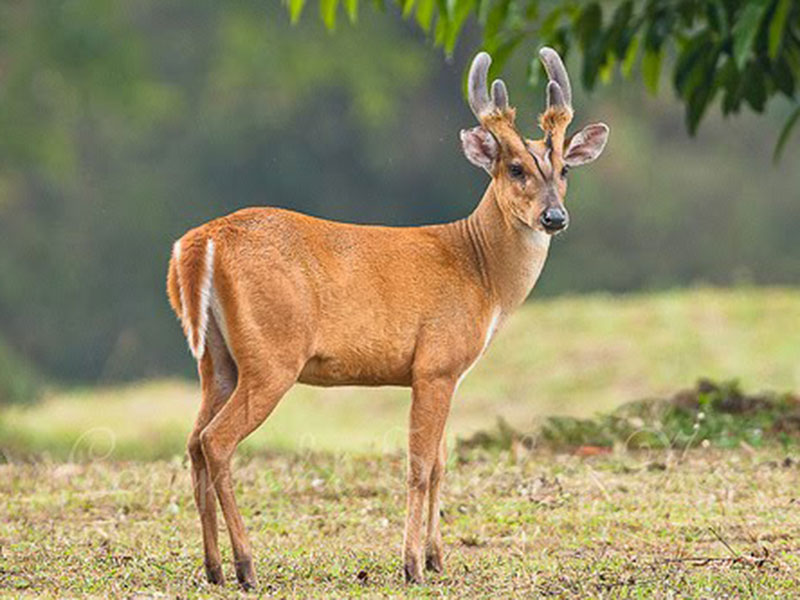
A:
[298, 350, 413, 387]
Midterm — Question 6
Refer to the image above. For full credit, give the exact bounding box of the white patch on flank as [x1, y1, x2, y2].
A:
[190, 238, 215, 360]
[456, 307, 501, 392]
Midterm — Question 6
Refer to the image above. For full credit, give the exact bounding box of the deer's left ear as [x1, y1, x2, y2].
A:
[564, 123, 609, 167]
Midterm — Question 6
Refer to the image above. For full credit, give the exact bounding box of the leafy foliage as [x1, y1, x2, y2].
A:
[458, 379, 800, 453]
[294, 0, 800, 146]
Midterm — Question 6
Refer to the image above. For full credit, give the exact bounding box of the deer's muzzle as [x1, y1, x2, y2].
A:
[539, 206, 568, 233]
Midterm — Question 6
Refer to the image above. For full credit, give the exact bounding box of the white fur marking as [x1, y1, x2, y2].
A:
[530, 229, 552, 250]
[173, 239, 191, 347]
[456, 308, 501, 391]
[191, 238, 215, 360]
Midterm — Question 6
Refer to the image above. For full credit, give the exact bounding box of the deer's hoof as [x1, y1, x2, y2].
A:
[425, 549, 444, 574]
[403, 558, 424, 585]
[235, 558, 258, 591]
[204, 561, 225, 585]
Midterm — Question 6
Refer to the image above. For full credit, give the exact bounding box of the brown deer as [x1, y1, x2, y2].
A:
[166, 47, 608, 589]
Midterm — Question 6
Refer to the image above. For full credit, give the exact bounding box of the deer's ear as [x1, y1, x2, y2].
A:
[460, 126, 499, 173]
[564, 123, 609, 167]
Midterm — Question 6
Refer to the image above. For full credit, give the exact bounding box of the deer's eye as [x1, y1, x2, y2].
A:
[561, 166, 569, 179]
[508, 164, 525, 180]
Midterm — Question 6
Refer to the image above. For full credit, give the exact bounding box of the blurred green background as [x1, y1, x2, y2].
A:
[0, 1, 798, 457]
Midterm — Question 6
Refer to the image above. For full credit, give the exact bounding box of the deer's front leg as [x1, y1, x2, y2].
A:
[404, 376, 454, 584]
[425, 436, 447, 573]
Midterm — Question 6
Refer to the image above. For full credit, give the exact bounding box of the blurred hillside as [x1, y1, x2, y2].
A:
[0, 1, 798, 387]
[4, 289, 799, 458]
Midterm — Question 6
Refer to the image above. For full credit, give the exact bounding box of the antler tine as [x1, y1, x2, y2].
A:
[546, 81, 566, 111]
[491, 79, 509, 112]
[539, 47, 572, 109]
[468, 52, 493, 119]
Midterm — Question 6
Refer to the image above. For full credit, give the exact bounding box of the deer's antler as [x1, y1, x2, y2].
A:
[538, 47, 574, 149]
[539, 47, 572, 110]
[468, 52, 512, 121]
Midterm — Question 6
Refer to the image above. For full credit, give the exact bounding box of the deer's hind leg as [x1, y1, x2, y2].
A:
[188, 316, 236, 585]
[199, 354, 301, 590]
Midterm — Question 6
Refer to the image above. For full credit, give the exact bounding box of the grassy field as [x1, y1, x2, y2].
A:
[2, 448, 800, 597]
[2, 288, 800, 597]
[2, 287, 799, 460]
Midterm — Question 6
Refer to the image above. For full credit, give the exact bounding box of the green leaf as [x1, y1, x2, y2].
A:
[769, 0, 792, 59]
[718, 58, 741, 115]
[608, 0, 634, 58]
[709, 0, 730, 37]
[582, 36, 608, 90]
[685, 46, 722, 134]
[484, 0, 510, 41]
[644, 8, 674, 51]
[524, 0, 539, 21]
[732, 2, 765, 70]
[773, 103, 800, 162]
[772, 55, 796, 96]
[598, 55, 614, 84]
[434, 10, 448, 46]
[416, 0, 435, 31]
[443, 0, 476, 56]
[621, 34, 640, 78]
[344, 0, 358, 23]
[642, 46, 662, 94]
[320, 0, 339, 30]
[575, 3, 602, 52]
[742, 60, 767, 111]
[674, 30, 714, 99]
[288, 0, 307, 24]
[539, 6, 566, 40]
[476, 0, 492, 25]
[402, 0, 415, 17]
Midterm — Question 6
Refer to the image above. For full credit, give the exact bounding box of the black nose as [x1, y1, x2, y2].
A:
[539, 207, 568, 232]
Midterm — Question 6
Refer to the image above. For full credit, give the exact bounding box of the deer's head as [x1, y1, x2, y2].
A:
[460, 48, 608, 234]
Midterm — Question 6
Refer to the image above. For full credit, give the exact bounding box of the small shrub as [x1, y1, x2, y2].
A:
[457, 379, 800, 454]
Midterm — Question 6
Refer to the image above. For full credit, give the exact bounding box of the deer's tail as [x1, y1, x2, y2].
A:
[167, 232, 215, 360]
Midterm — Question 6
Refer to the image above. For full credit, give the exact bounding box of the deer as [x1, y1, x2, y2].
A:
[166, 47, 608, 589]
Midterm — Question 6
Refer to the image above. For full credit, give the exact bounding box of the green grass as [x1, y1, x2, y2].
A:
[1, 448, 799, 597]
[2, 287, 800, 460]
[2, 288, 800, 597]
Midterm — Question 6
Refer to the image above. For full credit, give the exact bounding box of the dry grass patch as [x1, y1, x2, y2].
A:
[1, 447, 799, 597]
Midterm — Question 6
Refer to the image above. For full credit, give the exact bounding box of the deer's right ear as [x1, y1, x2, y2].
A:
[460, 126, 498, 174]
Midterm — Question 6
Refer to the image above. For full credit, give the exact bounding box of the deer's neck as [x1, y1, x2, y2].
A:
[458, 183, 551, 314]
